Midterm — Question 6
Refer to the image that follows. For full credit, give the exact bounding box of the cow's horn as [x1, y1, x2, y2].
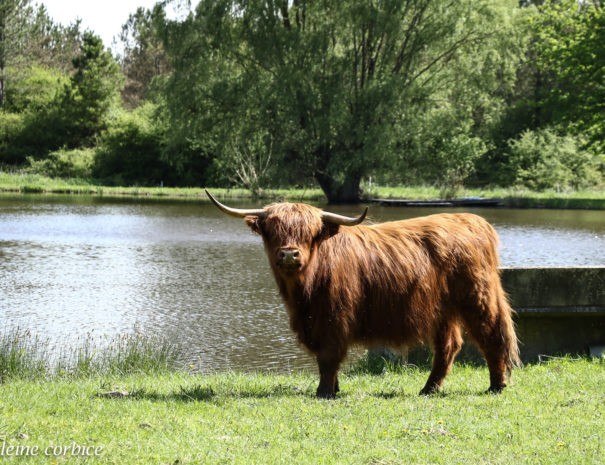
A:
[321, 207, 368, 226]
[205, 190, 266, 218]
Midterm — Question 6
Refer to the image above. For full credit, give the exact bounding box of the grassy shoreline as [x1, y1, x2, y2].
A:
[2, 329, 604, 463]
[1, 170, 604, 208]
[1, 358, 603, 464]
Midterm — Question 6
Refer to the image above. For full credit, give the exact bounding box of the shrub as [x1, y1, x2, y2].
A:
[4, 65, 69, 113]
[26, 148, 95, 179]
[0, 112, 27, 164]
[507, 128, 603, 190]
[93, 104, 170, 186]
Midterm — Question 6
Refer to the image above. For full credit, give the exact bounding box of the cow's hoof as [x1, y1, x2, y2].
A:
[419, 386, 439, 396]
[487, 384, 505, 394]
[316, 388, 336, 400]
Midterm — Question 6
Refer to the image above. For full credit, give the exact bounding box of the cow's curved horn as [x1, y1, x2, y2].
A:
[321, 207, 368, 226]
[205, 190, 266, 218]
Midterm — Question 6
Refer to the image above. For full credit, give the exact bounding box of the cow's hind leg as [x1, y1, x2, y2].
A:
[420, 321, 462, 395]
[463, 312, 510, 393]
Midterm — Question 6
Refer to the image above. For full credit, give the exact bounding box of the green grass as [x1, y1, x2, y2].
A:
[366, 185, 605, 209]
[0, 358, 603, 464]
[0, 170, 326, 202]
[1, 169, 604, 207]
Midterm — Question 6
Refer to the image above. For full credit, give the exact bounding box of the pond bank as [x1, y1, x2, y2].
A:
[1, 171, 604, 208]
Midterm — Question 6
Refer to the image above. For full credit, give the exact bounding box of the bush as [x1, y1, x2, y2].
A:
[507, 128, 603, 190]
[0, 112, 27, 164]
[4, 65, 69, 113]
[26, 148, 95, 179]
[93, 104, 171, 186]
[405, 111, 488, 198]
[2, 104, 73, 162]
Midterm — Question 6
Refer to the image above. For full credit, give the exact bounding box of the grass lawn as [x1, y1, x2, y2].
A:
[0, 358, 603, 464]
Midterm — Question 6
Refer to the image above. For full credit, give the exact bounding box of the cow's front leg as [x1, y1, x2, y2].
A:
[316, 351, 344, 399]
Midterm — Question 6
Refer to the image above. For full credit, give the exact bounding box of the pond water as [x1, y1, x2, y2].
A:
[0, 195, 603, 372]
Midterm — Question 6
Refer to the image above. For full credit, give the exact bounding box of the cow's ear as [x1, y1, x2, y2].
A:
[321, 222, 340, 239]
[245, 215, 261, 234]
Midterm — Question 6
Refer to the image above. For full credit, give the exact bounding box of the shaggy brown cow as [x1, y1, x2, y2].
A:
[206, 190, 520, 398]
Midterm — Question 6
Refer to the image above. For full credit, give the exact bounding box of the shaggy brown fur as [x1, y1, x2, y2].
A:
[236, 202, 520, 398]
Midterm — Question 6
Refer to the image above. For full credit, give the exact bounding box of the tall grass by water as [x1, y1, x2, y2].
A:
[0, 327, 180, 382]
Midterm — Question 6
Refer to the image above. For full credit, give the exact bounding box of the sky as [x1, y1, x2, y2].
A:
[38, 0, 184, 51]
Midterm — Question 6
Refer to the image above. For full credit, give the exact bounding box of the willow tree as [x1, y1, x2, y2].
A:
[162, 0, 510, 202]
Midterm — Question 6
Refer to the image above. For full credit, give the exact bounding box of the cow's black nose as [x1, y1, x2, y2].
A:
[278, 248, 301, 265]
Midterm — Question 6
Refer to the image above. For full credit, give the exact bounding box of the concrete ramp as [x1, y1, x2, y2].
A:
[394, 267, 605, 365]
[501, 266, 605, 361]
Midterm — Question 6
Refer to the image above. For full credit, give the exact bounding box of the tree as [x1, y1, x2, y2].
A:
[529, 0, 605, 154]
[162, 0, 515, 202]
[0, 0, 30, 107]
[59, 32, 123, 146]
[0, 0, 81, 109]
[4, 64, 68, 113]
[7, 32, 123, 160]
[119, 5, 171, 108]
[24, 5, 81, 73]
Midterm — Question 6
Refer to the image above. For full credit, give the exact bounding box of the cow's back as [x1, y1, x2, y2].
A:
[315, 213, 501, 346]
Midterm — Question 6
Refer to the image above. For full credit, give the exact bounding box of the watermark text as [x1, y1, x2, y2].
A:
[1, 441, 103, 457]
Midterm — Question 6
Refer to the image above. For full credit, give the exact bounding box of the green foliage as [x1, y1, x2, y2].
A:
[1, 33, 124, 163]
[221, 128, 280, 196]
[0, 0, 31, 107]
[1, 0, 81, 107]
[4, 64, 69, 112]
[0, 110, 25, 163]
[2, 0, 604, 194]
[161, 0, 518, 201]
[528, 0, 605, 154]
[119, 5, 170, 108]
[59, 32, 123, 147]
[507, 127, 603, 190]
[93, 103, 169, 186]
[26, 148, 95, 179]
[403, 107, 491, 199]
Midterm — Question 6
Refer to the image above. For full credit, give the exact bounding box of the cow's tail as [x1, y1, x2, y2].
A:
[498, 289, 522, 377]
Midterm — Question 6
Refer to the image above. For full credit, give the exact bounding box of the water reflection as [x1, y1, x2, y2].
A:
[0, 195, 603, 372]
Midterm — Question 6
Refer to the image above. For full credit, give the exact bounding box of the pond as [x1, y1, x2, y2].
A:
[0, 194, 603, 372]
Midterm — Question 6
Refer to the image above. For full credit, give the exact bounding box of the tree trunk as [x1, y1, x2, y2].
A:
[315, 172, 362, 204]
[0, 60, 5, 107]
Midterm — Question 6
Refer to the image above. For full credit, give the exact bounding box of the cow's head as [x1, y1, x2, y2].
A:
[205, 190, 367, 277]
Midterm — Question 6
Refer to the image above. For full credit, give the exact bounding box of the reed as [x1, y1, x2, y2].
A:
[0, 327, 48, 381]
[0, 327, 181, 382]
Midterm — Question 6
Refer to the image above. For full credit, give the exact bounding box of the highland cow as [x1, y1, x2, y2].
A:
[206, 190, 520, 398]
